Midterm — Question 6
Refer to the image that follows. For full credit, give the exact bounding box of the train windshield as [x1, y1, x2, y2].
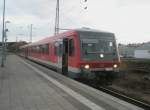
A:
[81, 39, 114, 53]
[78, 32, 118, 60]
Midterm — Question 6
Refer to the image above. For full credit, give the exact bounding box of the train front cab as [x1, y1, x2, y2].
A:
[76, 31, 120, 82]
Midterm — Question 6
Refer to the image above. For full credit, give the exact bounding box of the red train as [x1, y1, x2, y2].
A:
[20, 28, 120, 80]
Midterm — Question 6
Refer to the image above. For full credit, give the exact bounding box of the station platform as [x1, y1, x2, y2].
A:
[0, 54, 144, 110]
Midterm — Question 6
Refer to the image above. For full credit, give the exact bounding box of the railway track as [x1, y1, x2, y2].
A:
[79, 79, 150, 110]
[98, 86, 150, 110]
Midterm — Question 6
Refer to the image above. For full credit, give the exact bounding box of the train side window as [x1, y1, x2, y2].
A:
[69, 39, 75, 56]
[37, 46, 39, 53]
[31, 47, 34, 53]
[38, 45, 41, 53]
[35, 46, 38, 53]
[42, 45, 45, 54]
[43, 44, 49, 54]
[33, 46, 36, 53]
[39, 45, 43, 53]
[46, 44, 49, 54]
[41, 44, 48, 54]
[54, 42, 59, 56]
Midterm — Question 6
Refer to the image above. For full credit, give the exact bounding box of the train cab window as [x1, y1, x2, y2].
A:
[109, 42, 113, 47]
[81, 39, 99, 55]
[69, 39, 75, 56]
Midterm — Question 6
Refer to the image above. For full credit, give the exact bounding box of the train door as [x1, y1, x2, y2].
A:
[56, 38, 68, 75]
[57, 39, 63, 70]
[62, 38, 68, 75]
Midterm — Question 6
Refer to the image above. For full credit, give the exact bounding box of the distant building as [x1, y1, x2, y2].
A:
[0, 42, 27, 52]
[118, 44, 137, 58]
[8, 41, 27, 52]
[134, 42, 150, 59]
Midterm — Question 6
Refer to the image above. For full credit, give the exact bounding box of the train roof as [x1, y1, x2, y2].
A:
[20, 28, 114, 48]
[75, 28, 113, 34]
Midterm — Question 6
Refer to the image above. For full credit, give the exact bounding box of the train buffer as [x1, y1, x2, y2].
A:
[0, 55, 144, 110]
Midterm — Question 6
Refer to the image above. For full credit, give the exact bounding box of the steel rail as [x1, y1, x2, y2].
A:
[99, 86, 150, 110]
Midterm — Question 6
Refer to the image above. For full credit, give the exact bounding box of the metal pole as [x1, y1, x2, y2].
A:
[84, 0, 87, 9]
[57, 0, 59, 34]
[1, 0, 6, 67]
[4, 28, 7, 61]
[54, 0, 59, 35]
[30, 24, 33, 43]
[4, 22, 8, 61]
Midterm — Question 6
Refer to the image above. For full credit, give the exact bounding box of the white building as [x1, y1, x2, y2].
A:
[134, 42, 150, 59]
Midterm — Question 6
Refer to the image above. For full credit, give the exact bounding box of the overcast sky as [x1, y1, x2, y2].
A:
[0, 0, 150, 44]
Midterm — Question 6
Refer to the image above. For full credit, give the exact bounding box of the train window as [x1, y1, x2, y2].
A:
[59, 43, 63, 56]
[109, 42, 113, 47]
[33, 46, 36, 53]
[46, 44, 49, 54]
[69, 39, 75, 56]
[54, 41, 63, 56]
[41, 45, 45, 54]
[54, 46, 57, 55]
[38, 46, 41, 53]
[99, 40, 114, 53]
[54, 42, 59, 56]
[42, 44, 49, 54]
[35, 46, 39, 53]
[31, 47, 34, 53]
[39, 45, 43, 53]
[82, 41, 98, 54]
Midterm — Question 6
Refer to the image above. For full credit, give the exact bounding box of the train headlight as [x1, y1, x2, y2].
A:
[84, 64, 90, 69]
[100, 54, 104, 58]
[113, 64, 118, 68]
